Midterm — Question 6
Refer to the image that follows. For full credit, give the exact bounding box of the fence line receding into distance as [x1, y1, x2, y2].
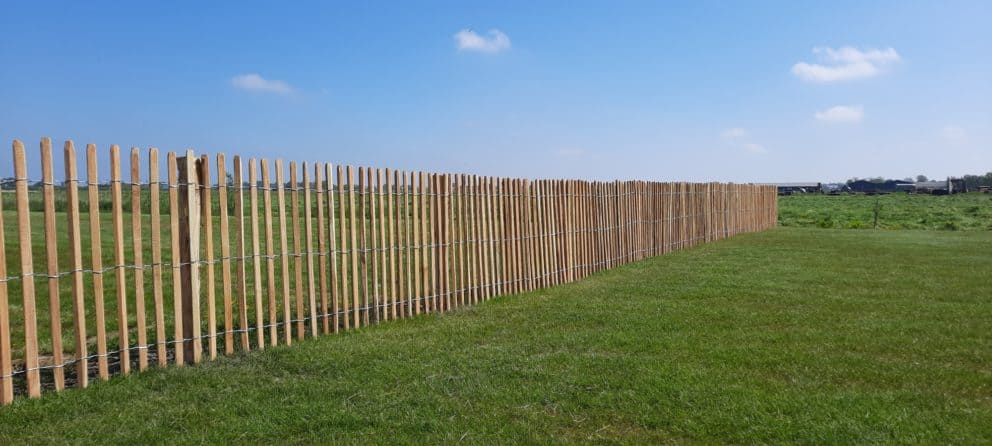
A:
[0, 138, 778, 403]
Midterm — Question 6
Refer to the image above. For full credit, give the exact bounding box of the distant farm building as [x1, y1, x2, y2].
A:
[849, 180, 914, 194]
[760, 182, 822, 195]
[915, 178, 968, 195]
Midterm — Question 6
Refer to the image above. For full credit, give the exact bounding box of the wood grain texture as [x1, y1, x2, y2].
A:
[13, 140, 41, 396]
[89, 144, 110, 378]
[109, 145, 131, 374]
[40, 138, 66, 388]
[63, 141, 89, 388]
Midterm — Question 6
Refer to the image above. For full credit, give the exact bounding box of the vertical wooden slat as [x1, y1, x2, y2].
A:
[457, 175, 467, 307]
[178, 151, 202, 365]
[217, 154, 235, 354]
[524, 179, 534, 291]
[168, 152, 184, 365]
[325, 164, 340, 333]
[334, 165, 353, 330]
[377, 169, 389, 321]
[276, 160, 293, 344]
[0, 156, 11, 402]
[496, 178, 507, 295]
[395, 170, 405, 318]
[232, 157, 250, 351]
[551, 180, 561, 285]
[303, 163, 318, 336]
[472, 175, 482, 302]
[511, 179, 522, 293]
[347, 166, 360, 328]
[464, 175, 473, 303]
[491, 176, 501, 296]
[386, 169, 397, 320]
[402, 171, 413, 318]
[40, 138, 66, 389]
[436, 174, 446, 312]
[249, 159, 265, 348]
[359, 168, 370, 325]
[506, 177, 515, 291]
[315, 163, 330, 334]
[63, 141, 88, 388]
[88, 144, 110, 378]
[420, 172, 434, 313]
[199, 155, 216, 360]
[472, 175, 483, 303]
[13, 141, 41, 396]
[109, 145, 131, 374]
[535, 180, 546, 289]
[369, 168, 380, 322]
[149, 149, 167, 367]
[479, 176, 491, 299]
[444, 175, 453, 310]
[131, 149, 149, 370]
[411, 171, 421, 315]
[289, 161, 305, 339]
[336, 165, 348, 331]
[506, 178, 515, 292]
[261, 160, 278, 345]
[428, 173, 439, 313]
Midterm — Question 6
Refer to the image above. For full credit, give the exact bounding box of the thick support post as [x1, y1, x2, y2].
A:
[177, 152, 203, 364]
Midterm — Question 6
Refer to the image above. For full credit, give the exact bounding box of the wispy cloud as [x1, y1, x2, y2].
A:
[942, 126, 967, 142]
[814, 105, 864, 123]
[722, 127, 747, 140]
[743, 143, 768, 154]
[722, 127, 767, 155]
[231, 73, 293, 94]
[454, 29, 511, 53]
[792, 46, 900, 82]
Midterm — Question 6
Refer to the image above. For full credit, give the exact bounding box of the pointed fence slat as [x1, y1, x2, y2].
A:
[64, 141, 89, 387]
[109, 145, 131, 374]
[249, 159, 265, 348]
[13, 141, 41, 396]
[40, 138, 66, 389]
[261, 160, 279, 345]
[132, 149, 149, 370]
[88, 144, 110, 379]
[149, 149, 167, 367]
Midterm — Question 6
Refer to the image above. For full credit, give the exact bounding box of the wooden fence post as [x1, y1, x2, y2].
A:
[177, 151, 202, 364]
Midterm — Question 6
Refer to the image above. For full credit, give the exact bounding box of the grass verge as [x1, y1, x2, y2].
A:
[0, 228, 990, 444]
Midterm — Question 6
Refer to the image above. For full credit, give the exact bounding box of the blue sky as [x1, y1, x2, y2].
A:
[1, 0, 989, 182]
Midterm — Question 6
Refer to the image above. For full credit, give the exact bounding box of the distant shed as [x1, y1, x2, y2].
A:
[916, 178, 968, 195]
[849, 180, 912, 194]
[760, 182, 822, 195]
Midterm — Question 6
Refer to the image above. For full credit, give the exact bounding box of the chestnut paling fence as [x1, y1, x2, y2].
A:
[0, 137, 778, 403]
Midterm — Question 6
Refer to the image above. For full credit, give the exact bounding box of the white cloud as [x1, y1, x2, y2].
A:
[722, 127, 747, 140]
[792, 46, 900, 82]
[942, 126, 967, 142]
[743, 143, 767, 154]
[231, 73, 293, 93]
[454, 29, 511, 53]
[814, 105, 864, 123]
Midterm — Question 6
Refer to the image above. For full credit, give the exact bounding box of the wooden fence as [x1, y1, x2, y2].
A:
[0, 138, 778, 403]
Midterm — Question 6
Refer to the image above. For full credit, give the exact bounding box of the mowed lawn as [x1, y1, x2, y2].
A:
[1, 228, 990, 444]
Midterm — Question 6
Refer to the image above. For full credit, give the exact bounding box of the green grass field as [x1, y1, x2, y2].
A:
[778, 192, 992, 230]
[1, 228, 989, 444]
